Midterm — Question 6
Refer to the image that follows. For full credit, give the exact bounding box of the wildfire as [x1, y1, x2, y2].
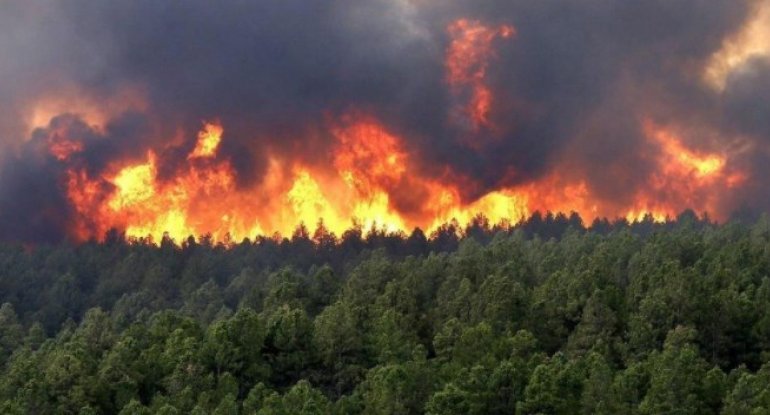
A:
[446, 19, 515, 132]
[619, 121, 738, 222]
[189, 122, 224, 159]
[286, 170, 343, 232]
[108, 155, 157, 210]
[28, 17, 749, 243]
[52, 113, 746, 243]
[62, 122, 257, 242]
[647, 122, 727, 179]
[48, 137, 84, 161]
[332, 117, 407, 195]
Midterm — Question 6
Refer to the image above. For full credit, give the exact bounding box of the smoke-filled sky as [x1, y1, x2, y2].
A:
[1, 0, 769, 243]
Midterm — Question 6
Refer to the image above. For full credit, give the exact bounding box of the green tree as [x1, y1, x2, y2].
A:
[264, 305, 315, 386]
[580, 353, 615, 415]
[639, 327, 712, 415]
[360, 358, 433, 415]
[257, 380, 331, 415]
[213, 394, 238, 415]
[0, 303, 23, 363]
[118, 399, 150, 415]
[202, 308, 270, 385]
[722, 363, 770, 414]
[313, 300, 365, 395]
[243, 382, 272, 414]
[518, 352, 583, 415]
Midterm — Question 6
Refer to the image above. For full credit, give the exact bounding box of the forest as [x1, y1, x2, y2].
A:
[1, 210, 770, 414]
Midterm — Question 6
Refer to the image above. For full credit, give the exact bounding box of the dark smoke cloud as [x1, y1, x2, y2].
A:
[0, 0, 768, 242]
[722, 56, 770, 210]
[0, 150, 70, 244]
[725, 57, 770, 139]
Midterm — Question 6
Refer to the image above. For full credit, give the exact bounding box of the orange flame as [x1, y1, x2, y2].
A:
[619, 121, 738, 222]
[446, 19, 515, 132]
[38, 13, 753, 243]
[648, 122, 726, 179]
[189, 122, 223, 159]
[333, 118, 407, 195]
[55, 113, 747, 243]
[48, 137, 84, 161]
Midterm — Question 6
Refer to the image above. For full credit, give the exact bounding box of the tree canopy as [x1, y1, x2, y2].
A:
[0, 211, 769, 413]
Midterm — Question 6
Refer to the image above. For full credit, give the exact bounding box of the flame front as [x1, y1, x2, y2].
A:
[53, 113, 743, 243]
[32, 17, 752, 243]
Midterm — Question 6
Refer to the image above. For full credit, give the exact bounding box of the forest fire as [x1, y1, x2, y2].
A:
[50, 113, 743, 243]
[28, 18, 751, 243]
[1, 2, 767, 245]
[5, 2, 770, 414]
[617, 121, 743, 223]
[446, 19, 515, 132]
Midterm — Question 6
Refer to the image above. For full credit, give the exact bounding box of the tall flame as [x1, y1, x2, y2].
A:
[189, 122, 224, 159]
[446, 19, 515, 132]
[38, 18, 750, 243]
[54, 113, 744, 243]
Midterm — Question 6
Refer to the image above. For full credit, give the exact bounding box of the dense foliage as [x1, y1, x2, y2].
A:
[1, 211, 770, 414]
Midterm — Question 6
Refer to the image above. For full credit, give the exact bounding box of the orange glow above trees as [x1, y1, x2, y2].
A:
[37, 17, 753, 243]
[53, 113, 746, 243]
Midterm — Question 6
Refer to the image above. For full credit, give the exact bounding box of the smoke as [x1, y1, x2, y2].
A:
[0, 0, 768, 242]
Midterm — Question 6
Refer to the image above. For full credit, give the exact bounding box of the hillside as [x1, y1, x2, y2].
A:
[1, 213, 770, 413]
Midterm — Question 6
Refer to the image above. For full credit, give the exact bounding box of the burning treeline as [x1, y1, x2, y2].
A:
[53, 114, 739, 243]
[1, 0, 769, 243]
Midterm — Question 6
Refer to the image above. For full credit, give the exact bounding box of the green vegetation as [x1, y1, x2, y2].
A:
[1, 211, 770, 414]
